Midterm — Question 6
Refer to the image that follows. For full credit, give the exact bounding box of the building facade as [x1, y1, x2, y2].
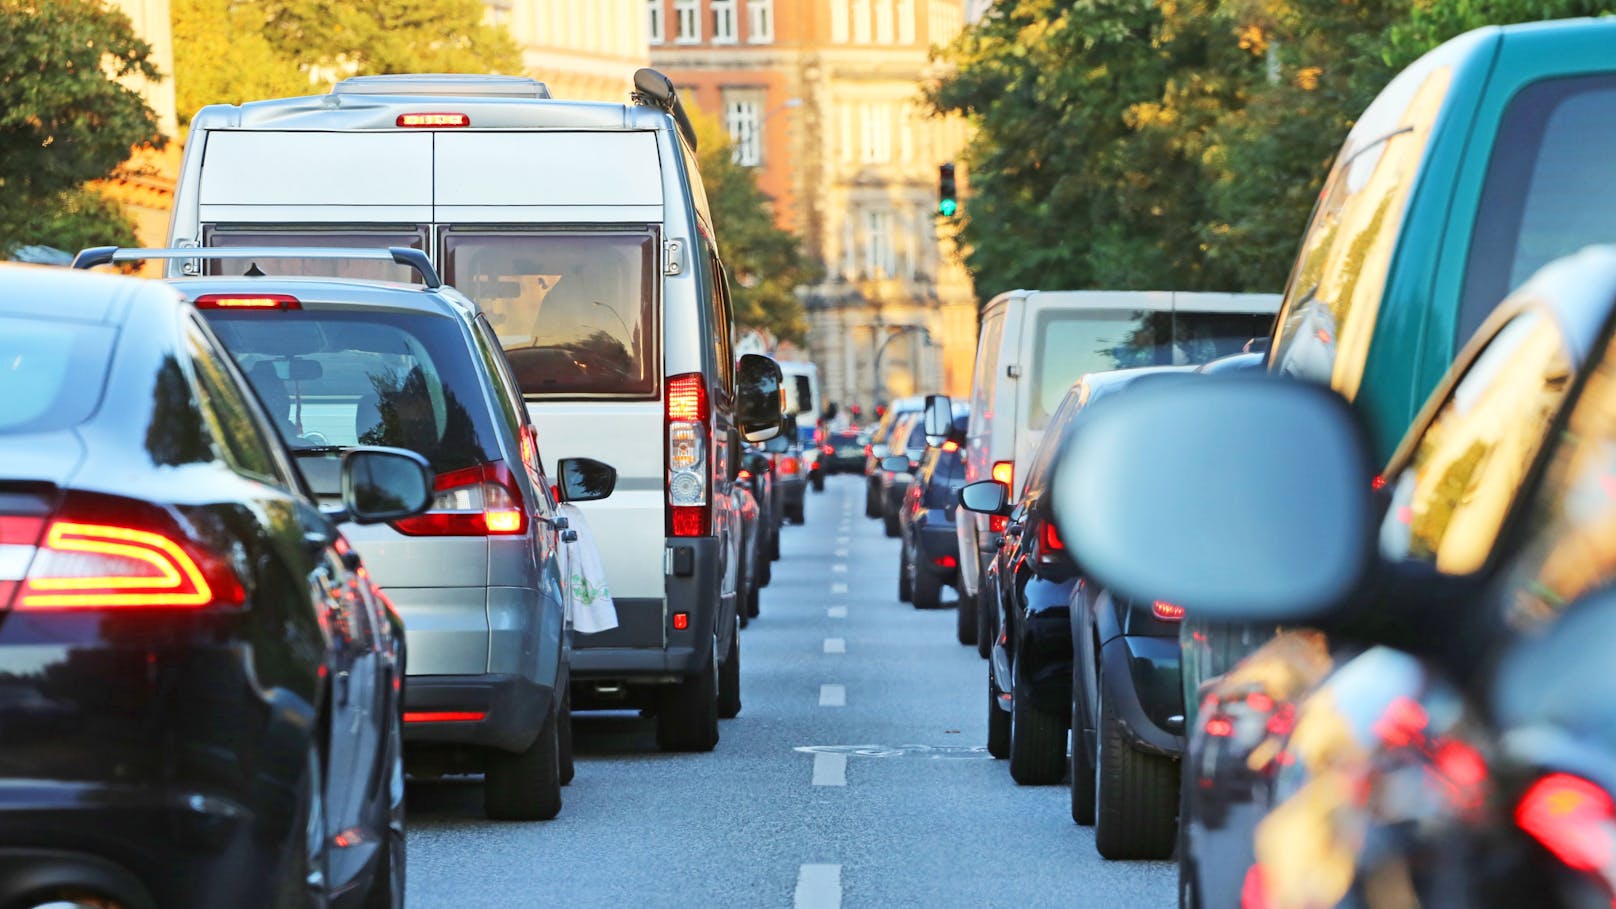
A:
[100, 0, 181, 262]
[497, 0, 652, 102]
[650, 0, 978, 417]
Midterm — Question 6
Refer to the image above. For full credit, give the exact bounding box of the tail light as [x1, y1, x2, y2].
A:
[1517, 773, 1616, 874]
[193, 293, 301, 310]
[393, 462, 527, 536]
[1204, 715, 1234, 737]
[738, 469, 753, 481]
[941, 440, 960, 453]
[1040, 522, 1065, 552]
[667, 373, 710, 537]
[932, 554, 958, 569]
[404, 711, 485, 723]
[779, 456, 800, 476]
[397, 112, 470, 128]
[822, 445, 834, 456]
[864, 444, 872, 457]
[1152, 600, 1185, 621]
[991, 515, 1009, 532]
[15, 494, 244, 610]
[991, 461, 1014, 487]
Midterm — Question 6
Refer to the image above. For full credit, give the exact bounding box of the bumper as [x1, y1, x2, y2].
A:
[404, 672, 554, 752]
[1099, 635, 1185, 757]
[571, 537, 726, 687]
[914, 518, 961, 582]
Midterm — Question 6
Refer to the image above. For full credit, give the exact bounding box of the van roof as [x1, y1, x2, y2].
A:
[188, 91, 666, 134]
[333, 74, 552, 99]
[168, 276, 478, 318]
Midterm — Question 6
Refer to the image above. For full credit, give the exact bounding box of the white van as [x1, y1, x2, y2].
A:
[952, 290, 1281, 649]
[166, 70, 781, 752]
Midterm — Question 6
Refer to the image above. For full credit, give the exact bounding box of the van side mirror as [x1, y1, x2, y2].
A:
[923, 394, 953, 446]
[737, 354, 783, 443]
[557, 457, 617, 502]
[341, 447, 433, 524]
[958, 480, 1009, 516]
[1050, 376, 1375, 625]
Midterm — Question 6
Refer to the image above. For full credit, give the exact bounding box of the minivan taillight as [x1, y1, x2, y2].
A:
[393, 461, 527, 536]
[667, 373, 710, 537]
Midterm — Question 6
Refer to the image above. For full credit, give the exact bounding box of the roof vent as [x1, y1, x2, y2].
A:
[333, 74, 552, 99]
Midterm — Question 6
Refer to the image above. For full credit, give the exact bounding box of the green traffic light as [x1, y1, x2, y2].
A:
[938, 198, 958, 217]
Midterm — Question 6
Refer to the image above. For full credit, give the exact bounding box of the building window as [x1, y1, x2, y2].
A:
[647, 0, 664, 43]
[876, 0, 895, 43]
[860, 103, 891, 163]
[864, 208, 894, 279]
[713, 0, 737, 43]
[747, 0, 773, 43]
[852, 0, 871, 43]
[675, 0, 700, 43]
[897, 0, 916, 43]
[725, 92, 764, 166]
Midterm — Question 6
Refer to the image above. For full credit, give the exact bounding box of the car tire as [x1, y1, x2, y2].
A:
[898, 540, 913, 602]
[362, 704, 407, 909]
[987, 666, 1010, 760]
[277, 742, 329, 909]
[811, 473, 825, 492]
[1094, 681, 1179, 860]
[789, 503, 805, 524]
[1070, 663, 1096, 826]
[768, 525, 780, 561]
[913, 562, 942, 610]
[746, 578, 761, 618]
[865, 479, 881, 518]
[656, 636, 720, 752]
[484, 709, 563, 821]
[1009, 656, 1067, 785]
[718, 621, 742, 719]
[558, 688, 575, 787]
[976, 581, 995, 659]
[883, 508, 900, 538]
[1178, 782, 1201, 908]
[956, 581, 978, 646]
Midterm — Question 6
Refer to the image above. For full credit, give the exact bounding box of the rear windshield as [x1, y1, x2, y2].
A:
[203, 309, 501, 492]
[443, 231, 658, 398]
[203, 227, 428, 284]
[1030, 309, 1274, 429]
[0, 316, 115, 434]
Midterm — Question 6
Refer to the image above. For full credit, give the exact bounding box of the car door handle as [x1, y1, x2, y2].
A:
[561, 529, 578, 543]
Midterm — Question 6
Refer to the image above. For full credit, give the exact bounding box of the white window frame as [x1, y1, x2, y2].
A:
[897, 0, 916, 44]
[647, 0, 665, 44]
[712, 0, 738, 44]
[864, 208, 894, 279]
[747, 0, 773, 43]
[852, 0, 871, 43]
[725, 95, 763, 166]
[674, 0, 700, 43]
[876, 0, 895, 44]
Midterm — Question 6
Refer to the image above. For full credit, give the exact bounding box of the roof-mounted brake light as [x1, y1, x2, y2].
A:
[193, 294, 301, 311]
[396, 113, 470, 128]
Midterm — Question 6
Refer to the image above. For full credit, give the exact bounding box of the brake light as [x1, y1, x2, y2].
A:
[392, 462, 527, 536]
[1246, 692, 1274, 713]
[823, 445, 834, 456]
[864, 444, 872, 457]
[779, 456, 800, 475]
[667, 373, 710, 537]
[404, 711, 485, 724]
[942, 440, 959, 453]
[193, 294, 300, 310]
[1152, 600, 1185, 621]
[1040, 522, 1065, 552]
[1517, 774, 1616, 874]
[992, 461, 1013, 487]
[932, 555, 958, 569]
[396, 112, 470, 128]
[738, 469, 752, 480]
[18, 510, 244, 611]
[990, 515, 1008, 532]
[1205, 716, 1234, 737]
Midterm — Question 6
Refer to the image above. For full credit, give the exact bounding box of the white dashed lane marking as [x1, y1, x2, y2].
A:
[831, 582, 848, 594]
[794, 864, 843, 908]
[827, 606, 847, 618]
[819, 684, 846, 707]
[824, 638, 846, 654]
[811, 753, 847, 787]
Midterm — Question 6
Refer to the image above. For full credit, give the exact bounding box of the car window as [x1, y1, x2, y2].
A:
[1379, 310, 1573, 574]
[708, 251, 735, 397]
[0, 315, 115, 434]
[1270, 65, 1453, 400]
[185, 320, 293, 486]
[442, 230, 658, 398]
[1462, 75, 1616, 342]
[969, 310, 1004, 434]
[204, 227, 427, 283]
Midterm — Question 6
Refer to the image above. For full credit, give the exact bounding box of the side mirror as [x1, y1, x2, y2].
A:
[741, 452, 771, 476]
[1050, 376, 1374, 624]
[341, 447, 433, 524]
[557, 457, 617, 503]
[923, 394, 953, 446]
[737, 354, 783, 443]
[958, 480, 1009, 516]
[881, 455, 910, 474]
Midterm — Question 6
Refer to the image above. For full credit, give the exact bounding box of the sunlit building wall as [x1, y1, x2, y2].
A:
[496, 0, 652, 102]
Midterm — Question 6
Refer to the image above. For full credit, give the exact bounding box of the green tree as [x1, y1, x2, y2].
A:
[1384, 0, 1615, 68]
[689, 104, 818, 343]
[0, 0, 161, 255]
[173, 0, 308, 127]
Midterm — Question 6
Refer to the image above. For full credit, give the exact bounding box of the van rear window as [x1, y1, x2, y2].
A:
[443, 231, 658, 398]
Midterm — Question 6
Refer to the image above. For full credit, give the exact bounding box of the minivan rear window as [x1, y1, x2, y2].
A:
[443, 231, 658, 398]
[0, 316, 114, 434]
[204, 309, 501, 492]
[1029, 309, 1274, 428]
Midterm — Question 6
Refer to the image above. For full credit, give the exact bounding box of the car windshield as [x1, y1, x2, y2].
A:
[0, 316, 115, 434]
[204, 308, 502, 493]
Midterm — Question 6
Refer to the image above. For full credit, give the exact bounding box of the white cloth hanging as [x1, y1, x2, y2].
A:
[558, 503, 618, 634]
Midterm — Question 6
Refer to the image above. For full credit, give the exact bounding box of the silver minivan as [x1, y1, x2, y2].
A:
[165, 71, 780, 752]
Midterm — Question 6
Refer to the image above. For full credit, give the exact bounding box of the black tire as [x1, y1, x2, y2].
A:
[883, 508, 900, 538]
[558, 688, 575, 787]
[769, 525, 780, 561]
[746, 578, 760, 618]
[898, 540, 913, 602]
[913, 563, 942, 610]
[865, 479, 881, 518]
[811, 473, 825, 492]
[1009, 656, 1068, 785]
[987, 666, 1010, 760]
[484, 709, 563, 821]
[718, 621, 741, 719]
[656, 638, 719, 752]
[1071, 664, 1095, 826]
[976, 580, 995, 659]
[956, 581, 978, 646]
[277, 743, 329, 909]
[789, 504, 805, 524]
[1094, 681, 1179, 859]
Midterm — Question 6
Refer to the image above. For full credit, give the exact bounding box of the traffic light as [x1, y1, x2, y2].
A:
[938, 163, 958, 217]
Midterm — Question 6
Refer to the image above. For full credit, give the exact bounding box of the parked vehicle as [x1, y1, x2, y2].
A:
[799, 421, 826, 493]
[879, 413, 929, 538]
[765, 415, 807, 525]
[822, 428, 869, 474]
[165, 70, 785, 752]
[894, 409, 969, 610]
[1055, 246, 1616, 909]
[863, 396, 924, 517]
[734, 484, 761, 628]
[738, 449, 774, 590]
[0, 263, 429, 908]
[957, 290, 1281, 649]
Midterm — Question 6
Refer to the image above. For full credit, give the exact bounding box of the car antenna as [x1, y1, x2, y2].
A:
[243, 262, 266, 277]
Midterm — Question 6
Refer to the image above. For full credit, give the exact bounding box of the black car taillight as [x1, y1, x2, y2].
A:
[392, 461, 527, 536]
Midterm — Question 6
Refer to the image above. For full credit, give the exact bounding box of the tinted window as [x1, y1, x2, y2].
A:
[185, 321, 286, 484]
[902, 419, 928, 454]
[1379, 311, 1572, 574]
[205, 309, 501, 493]
[0, 316, 114, 434]
[1462, 75, 1616, 341]
[204, 227, 427, 283]
[442, 231, 658, 398]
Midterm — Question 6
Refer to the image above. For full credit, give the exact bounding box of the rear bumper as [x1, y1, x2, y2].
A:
[914, 518, 960, 581]
[403, 672, 553, 753]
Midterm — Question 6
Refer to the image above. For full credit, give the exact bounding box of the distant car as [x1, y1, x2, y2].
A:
[765, 416, 807, 525]
[822, 428, 869, 474]
[799, 422, 826, 493]
[734, 484, 762, 626]
[739, 447, 778, 573]
[863, 396, 924, 517]
[878, 413, 930, 537]
[0, 263, 428, 908]
[896, 412, 968, 610]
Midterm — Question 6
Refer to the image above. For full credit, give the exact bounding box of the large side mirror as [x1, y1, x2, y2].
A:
[557, 457, 617, 502]
[341, 447, 433, 524]
[881, 455, 911, 474]
[737, 354, 783, 443]
[958, 480, 1009, 516]
[1051, 376, 1374, 624]
[923, 394, 953, 446]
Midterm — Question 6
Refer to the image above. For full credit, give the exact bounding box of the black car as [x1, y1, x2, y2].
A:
[896, 413, 968, 610]
[821, 428, 868, 474]
[879, 413, 930, 538]
[763, 416, 806, 525]
[0, 264, 429, 908]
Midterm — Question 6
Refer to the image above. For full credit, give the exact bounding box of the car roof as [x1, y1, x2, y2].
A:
[167, 276, 478, 318]
[1, 263, 180, 326]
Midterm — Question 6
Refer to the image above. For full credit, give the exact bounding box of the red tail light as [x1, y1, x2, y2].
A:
[392, 462, 527, 536]
[0, 515, 46, 608]
[779, 456, 800, 475]
[1205, 716, 1234, 737]
[1266, 702, 1297, 736]
[404, 711, 485, 723]
[738, 469, 752, 480]
[666, 373, 710, 537]
[864, 444, 872, 457]
[822, 445, 834, 456]
[941, 440, 960, 453]
[1246, 692, 1274, 713]
[1152, 600, 1185, 621]
[990, 515, 1008, 532]
[193, 294, 301, 310]
[1040, 522, 1065, 552]
[932, 555, 958, 569]
[397, 112, 470, 128]
[1517, 774, 1616, 874]
[991, 460, 1014, 487]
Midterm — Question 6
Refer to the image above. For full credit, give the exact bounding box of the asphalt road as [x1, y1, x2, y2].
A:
[406, 475, 1176, 908]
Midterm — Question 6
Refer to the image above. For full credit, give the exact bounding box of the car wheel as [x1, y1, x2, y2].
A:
[811, 473, 825, 492]
[656, 635, 720, 752]
[1094, 680, 1179, 859]
[1008, 655, 1067, 785]
[882, 508, 900, 538]
[865, 479, 881, 518]
[913, 561, 942, 610]
[558, 687, 575, 787]
[484, 708, 563, 821]
[956, 581, 978, 647]
[1070, 662, 1096, 825]
[898, 539, 913, 602]
[718, 619, 742, 719]
[987, 664, 1010, 760]
[976, 581, 995, 659]
[276, 742, 329, 909]
[363, 708, 406, 909]
[747, 578, 761, 618]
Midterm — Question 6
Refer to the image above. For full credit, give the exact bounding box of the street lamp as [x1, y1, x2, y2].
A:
[871, 324, 932, 416]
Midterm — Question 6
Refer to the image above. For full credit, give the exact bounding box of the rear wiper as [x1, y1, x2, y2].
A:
[289, 445, 350, 457]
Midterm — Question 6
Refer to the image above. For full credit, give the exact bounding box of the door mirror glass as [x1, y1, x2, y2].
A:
[881, 455, 911, 474]
[342, 447, 433, 524]
[924, 394, 953, 445]
[557, 457, 617, 502]
[958, 480, 1009, 515]
[1051, 376, 1375, 625]
[737, 354, 783, 442]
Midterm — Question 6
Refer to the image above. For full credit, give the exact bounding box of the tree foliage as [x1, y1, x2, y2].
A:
[0, 0, 160, 254]
[931, 0, 1615, 300]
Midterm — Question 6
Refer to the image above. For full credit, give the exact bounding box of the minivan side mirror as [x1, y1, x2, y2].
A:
[958, 480, 1010, 516]
[737, 354, 783, 443]
[881, 455, 911, 474]
[923, 394, 953, 446]
[1050, 376, 1375, 625]
[341, 447, 433, 524]
[557, 457, 617, 503]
